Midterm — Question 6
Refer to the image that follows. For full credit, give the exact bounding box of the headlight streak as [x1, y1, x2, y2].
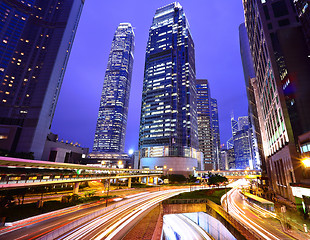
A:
[243, 197, 277, 219]
[58, 191, 165, 240]
[96, 192, 183, 240]
[162, 214, 211, 240]
[58, 189, 188, 240]
[178, 214, 212, 240]
[228, 189, 281, 240]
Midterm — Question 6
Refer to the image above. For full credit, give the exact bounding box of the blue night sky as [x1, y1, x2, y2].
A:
[51, 0, 248, 153]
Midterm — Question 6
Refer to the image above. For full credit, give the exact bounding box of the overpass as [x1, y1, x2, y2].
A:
[196, 169, 261, 180]
[0, 156, 163, 192]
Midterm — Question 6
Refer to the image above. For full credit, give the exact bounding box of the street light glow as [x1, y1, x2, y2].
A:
[302, 158, 310, 168]
[128, 149, 134, 155]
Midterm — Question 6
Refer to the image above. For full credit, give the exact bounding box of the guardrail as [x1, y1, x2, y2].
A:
[0, 173, 161, 189]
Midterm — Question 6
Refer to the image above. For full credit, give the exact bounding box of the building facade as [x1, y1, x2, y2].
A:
[294, 0, 310, 51]
[233, 126, 253, 169]
[239, 22, 263, 171]
[211, 98, 221, 170]
[243, 0, 310, 201]
[0, 0, 84, 159]
[231, 118, 238, 135]
[42, 133, 88, 164]
[139, 2, 198, 173]
[93, 23, 135, 153]
[196, 79, 213, 170]
[220, 147, 235, 170]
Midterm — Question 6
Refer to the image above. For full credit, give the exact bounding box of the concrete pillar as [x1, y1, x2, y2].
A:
[128, 178, 132, 188]
[138, 177, 142, 183]
[146, 176, 149, 185]
[154, 177, 158, 185]
[73, 182, 80, 194]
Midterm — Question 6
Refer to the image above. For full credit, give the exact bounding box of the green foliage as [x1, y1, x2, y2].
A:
[187, 175, 197, 183]
[171, 188, 231, 205]
[207, 173, 228, 186]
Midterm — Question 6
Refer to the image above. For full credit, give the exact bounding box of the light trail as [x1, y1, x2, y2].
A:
[163, 214, 212, 240]
[56, 189, 189, 240]
[226, 188, 292, 240]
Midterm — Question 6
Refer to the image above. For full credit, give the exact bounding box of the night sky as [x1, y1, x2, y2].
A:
[51, 0, 248, 153]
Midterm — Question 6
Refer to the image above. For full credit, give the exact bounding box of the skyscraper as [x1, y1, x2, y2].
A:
[239, 22, 263, 170]
[211, 98, 220, 169]
[0, 0, 84, 159]
[231, 117, 238, 135]
[243, 0, 310, 201]
[294, 0, 310, 51]
[233, 126, 253, 169]
[93, 23, 135, 153]
[196, 79, 213, 170]
[139, 2, 198, 173]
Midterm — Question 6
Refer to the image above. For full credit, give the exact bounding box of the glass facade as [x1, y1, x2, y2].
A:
[239, 22, 263, 170]
[0, 0, 84, 158]
[139, 2, 198, 158]
[233, 126, 252, 170]
[196, 79, 213, 170]
[211, 98, 220, 169]
[93, 23, 135, 153]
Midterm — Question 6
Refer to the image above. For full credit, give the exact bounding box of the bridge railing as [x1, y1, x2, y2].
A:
[0, 172, 161, 187]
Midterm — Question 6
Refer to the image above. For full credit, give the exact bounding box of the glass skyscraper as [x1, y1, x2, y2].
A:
[0, 0, 84, 159]
[196, 79, 213, 170]
[211, 98, 220, 169]
[243, 0, 310, 201]
[93, 23, 135, 153]
[139, 2, 198, 172]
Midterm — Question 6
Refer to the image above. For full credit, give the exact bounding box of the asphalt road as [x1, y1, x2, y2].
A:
[162, 214, 212, 240]
[223, 188, 297, 240]
[0, 188, 188, 240]
[56, 189, 187, 240]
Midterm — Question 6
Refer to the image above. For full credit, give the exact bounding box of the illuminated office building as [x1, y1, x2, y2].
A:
[243, 0, 310, 201]
[211, 98, 220, 169]
[196, 79, 213, 170]
[0, 0, 84, 159]
[139, 2, 198, 173]
[239, 23, 262, 170]
[93, 23, 135, 153]
[231, 118, 238, 135]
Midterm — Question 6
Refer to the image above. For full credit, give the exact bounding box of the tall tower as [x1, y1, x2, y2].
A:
[196, 79, 213, 170]
[239, 22, 263, 170]
[211, 98, 220, 169]
[231, 118, 238, 135]
[0, 0, 84, 159]
[139, 2, 198, 173]
[243, 0, 310, 201]
[93, 23, 135, 153]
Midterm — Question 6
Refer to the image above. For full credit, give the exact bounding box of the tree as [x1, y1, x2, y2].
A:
[207, 173, 228, 186]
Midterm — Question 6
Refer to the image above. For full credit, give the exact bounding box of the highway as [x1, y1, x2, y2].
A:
[0, 188, 188, 240]
[162, 214, 212, 240]
[56, 189, 186, 240]
[223, 187, 297, 240]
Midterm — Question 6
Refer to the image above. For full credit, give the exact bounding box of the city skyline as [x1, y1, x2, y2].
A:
[51, 0, 248, 153]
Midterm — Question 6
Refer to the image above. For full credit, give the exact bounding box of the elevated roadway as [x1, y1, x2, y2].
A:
[0, 157, 162, 190]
